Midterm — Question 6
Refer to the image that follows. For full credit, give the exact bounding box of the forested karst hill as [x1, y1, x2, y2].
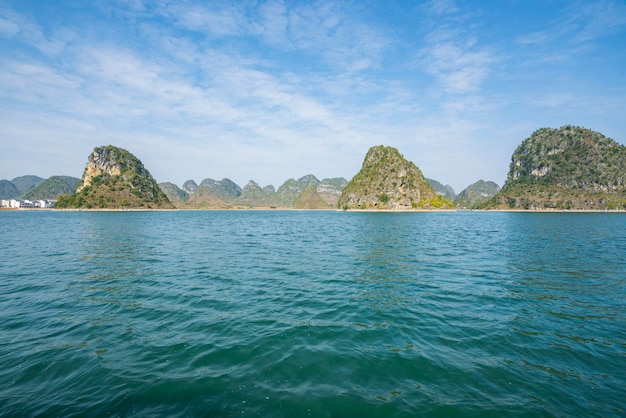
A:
[483, 126, 626, 210]
[56, 145, 173, 209]
[338, 145, 452, 210]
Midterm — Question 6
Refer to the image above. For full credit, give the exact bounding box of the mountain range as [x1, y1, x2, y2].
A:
[3, 125, 624, 211]
[158, 175, 348, 209]
[0, 175, 79, 200]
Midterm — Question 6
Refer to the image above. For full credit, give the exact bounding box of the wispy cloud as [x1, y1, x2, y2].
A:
[515, 0, 626, 48]
[416, 2, 496, 96]
[1, 0, 624, 192]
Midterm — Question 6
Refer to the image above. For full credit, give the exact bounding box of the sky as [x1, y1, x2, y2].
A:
[1, 0, 625, 193]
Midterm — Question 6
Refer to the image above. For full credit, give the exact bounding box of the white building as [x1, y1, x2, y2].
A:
[4, 199, 56, 208]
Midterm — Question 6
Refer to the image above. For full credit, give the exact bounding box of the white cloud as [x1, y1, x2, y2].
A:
[161, 1, 248, 37]
[1, 0, 624, 192]
[416, 2, 496, 97]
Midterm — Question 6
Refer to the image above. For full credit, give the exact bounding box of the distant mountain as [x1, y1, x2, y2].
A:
[338, 145, 452, 210]
[11, 175, 44, 195]
[159, 182, 189, 204]
[199, 178, 242, 202]
[22, 176, 80, 200]
[182, 180, 198, 194]
[158, 175, 348, 209]
[426, 178, 456, 201]
[239, 180, 278, 207]
[185, 185, 227, 208]
[483, 126, 626, 210]
[0, 180, 20, 199]
[276, 175, 320, 206]
[317, 177, 348, 206]
[454, 180, 500, 208]
[294, 184, 332, 209]
[56, 145, 173, 209]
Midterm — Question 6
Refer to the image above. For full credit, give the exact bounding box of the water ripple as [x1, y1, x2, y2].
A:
[0, 211, 624, 416]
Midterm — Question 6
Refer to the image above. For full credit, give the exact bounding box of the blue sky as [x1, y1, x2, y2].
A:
[1, 0, 625, 192]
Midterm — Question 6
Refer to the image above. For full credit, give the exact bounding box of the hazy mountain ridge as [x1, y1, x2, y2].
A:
[426, 178, 456, 201]
[455, 180, 501, 209]
[0, 180, 20, 199]
[0, 175, 78, 200]
[11, 175, 45, 195]
[160, 175, 348, 209]
[5, 125, 624, 211]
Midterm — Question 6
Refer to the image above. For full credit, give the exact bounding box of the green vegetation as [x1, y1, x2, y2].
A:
[454, 180, 500, 208]
[56, 145, 173, 209]
[483, 126, 626, 210]
[294, 184, 331, 209]
[0, 180, 20, 199]
[338, 145, 450, 210]
[22, 176, 79, 200]
[426, 178, 456, 201]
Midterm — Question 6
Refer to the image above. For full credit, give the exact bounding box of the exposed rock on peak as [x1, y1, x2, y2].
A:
[338, 145, 450, 210]
[56, 145, 173, 209]
[484, 126, 626, 210]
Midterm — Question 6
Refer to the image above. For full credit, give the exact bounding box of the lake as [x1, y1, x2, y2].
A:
[0, 210, 624, 417]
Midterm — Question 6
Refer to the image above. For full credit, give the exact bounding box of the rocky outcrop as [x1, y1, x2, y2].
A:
[338, 145, 450, 210]
[507, 126, 626, 192]
[483, 126, 626, 210]
[56, 145, 173, 209]
[454, 180, 500, 208]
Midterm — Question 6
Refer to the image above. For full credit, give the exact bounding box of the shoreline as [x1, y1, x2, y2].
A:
[3, 206, 624, 213]
[33, 208, 626, 213]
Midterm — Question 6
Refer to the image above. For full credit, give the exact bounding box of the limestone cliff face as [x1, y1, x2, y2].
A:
[506, 126, 626, 192]
[78, 147, 129, 192]
[56, 145, 173, 209]
[483, 126, 626, 210]
[338, 145, 447, 210]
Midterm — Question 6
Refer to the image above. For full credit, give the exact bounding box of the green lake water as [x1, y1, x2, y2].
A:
[0, 210, 624, 416]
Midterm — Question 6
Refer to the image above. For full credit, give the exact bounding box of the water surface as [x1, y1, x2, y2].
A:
[0, 211, 624, 416]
